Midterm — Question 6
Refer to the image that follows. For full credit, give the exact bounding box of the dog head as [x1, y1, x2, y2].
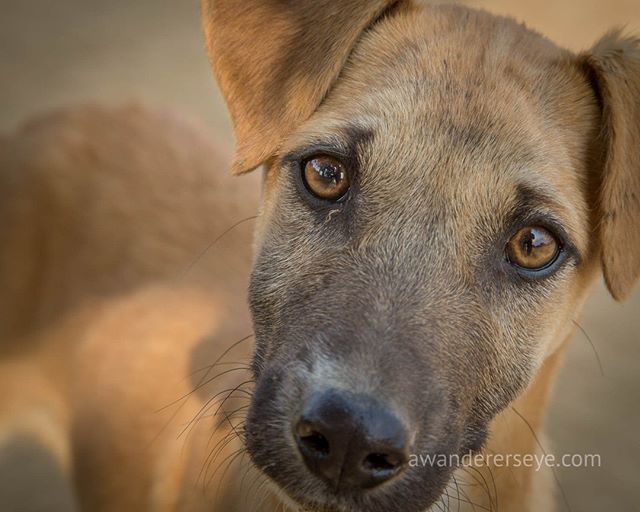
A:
[203, 2, 640, 510]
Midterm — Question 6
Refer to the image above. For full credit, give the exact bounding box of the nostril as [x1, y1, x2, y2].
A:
[363, 452, 401, 473]
[296, 421, 330, 458]
[362, 453, 404, 476]
[300, 431, 330, 457]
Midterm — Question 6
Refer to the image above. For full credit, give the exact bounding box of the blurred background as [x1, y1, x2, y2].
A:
[1, 0, 639, 511]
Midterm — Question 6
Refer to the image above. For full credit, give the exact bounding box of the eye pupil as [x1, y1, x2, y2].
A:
[521, 234, 534, 255]
[302, 156, 350, 201]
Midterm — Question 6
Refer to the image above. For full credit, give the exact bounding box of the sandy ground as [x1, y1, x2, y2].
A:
[1, 0, 639, 511]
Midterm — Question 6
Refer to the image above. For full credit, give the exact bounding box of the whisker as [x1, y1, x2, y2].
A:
[201, 415, 247, 490]
[461, 466, 495, 511]
[455, 476, 485, 512]
[207, 445, 245, 492]
[251, 474, 273, 512]
[571, 318, 605, 376]
[200, 425, 242, 487]
[186, 402, 251, 427]
[483, 464, 498, 512]
[181, 378, 254, 444]
[176, 372, 253, 439]
[214, 445, 247, 499]
[205, 412, 247, 486]
[190, 360, 253, 377]
[180, 215, 258, 278]
[157, 333, 254, 413]
[450, 475, 462, 512]
[206, 415, 247, 462]
[208, 379, 255, 423]
[510, 406, 572, 512]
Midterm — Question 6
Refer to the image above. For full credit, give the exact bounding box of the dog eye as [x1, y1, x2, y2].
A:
[506, 226, 560, 270]
[302, 156, 350, 202]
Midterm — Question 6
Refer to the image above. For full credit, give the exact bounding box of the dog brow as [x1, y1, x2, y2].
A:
[279, 124, 374, 164]
[514, 184, 563, 214]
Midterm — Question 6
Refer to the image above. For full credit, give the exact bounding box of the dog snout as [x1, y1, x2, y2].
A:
[294, 389, 410, 490]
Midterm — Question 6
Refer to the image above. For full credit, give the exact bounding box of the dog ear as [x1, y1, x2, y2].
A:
[581, 31, 640, 301]
[201, 0, 400, 174]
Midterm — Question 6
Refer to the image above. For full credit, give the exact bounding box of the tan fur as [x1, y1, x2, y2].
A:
[580, 31, 640, 300]
[1, 2, 639, 512]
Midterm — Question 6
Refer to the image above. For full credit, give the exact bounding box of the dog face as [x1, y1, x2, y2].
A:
[203, 2, 640, 511]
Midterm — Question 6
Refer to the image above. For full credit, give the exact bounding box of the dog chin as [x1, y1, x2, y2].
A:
[262, 472, 448, 512]
[267, 480, 351, 512]
[272, 489, 441, 512]
[267, 482, 342, 512]
[262, 476, 360, 512]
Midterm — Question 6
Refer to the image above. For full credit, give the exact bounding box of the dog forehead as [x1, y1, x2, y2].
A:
[321, 4, 573, 150]
[293, 8, 566, 161]
[344, 3, 569, 99]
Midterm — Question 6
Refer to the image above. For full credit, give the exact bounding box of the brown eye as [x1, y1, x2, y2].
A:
[506, 226, 560, 270]
[302, 156, 350, 201]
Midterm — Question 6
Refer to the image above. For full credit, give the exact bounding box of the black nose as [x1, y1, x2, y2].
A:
[294, 389, 410, 490]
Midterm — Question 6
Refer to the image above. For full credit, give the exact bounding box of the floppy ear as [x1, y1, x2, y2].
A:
[201, 0, 400, 174]
[581, 31, 640, 301]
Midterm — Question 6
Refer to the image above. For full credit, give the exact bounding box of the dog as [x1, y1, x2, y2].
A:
[200, 1, 640, 511]
[1, 1, 639, 511]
